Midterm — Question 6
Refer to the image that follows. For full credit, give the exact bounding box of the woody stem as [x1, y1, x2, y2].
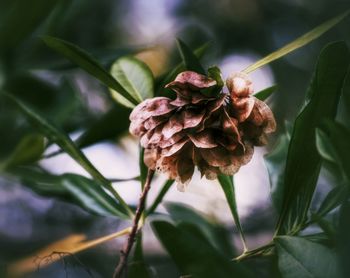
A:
[113, 169, 155, 278]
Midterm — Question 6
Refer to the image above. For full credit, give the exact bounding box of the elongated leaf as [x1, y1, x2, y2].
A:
[165, 203, 235, 257]
[156, 42, 209, 95]
[254, 85, 277, 101]
[264, 133, 289, 212]
[6, 94, 132, 217]
[176, 39, 206, 75]
[338, 200, 350, 276]
[42, 36, 138, 105]
[147, 179, 174, 215]
[315, 185, 348, 218]
[217, 175, 247, 251]
[243, 11, 349, 73]
[139, 147, 148, 188]
[317, 121, 350, 183]
[110, 56, 154, 108]
[275, 42, 350, 235]
[275, 236, 341, 278]
[1, 134, 45, 169]
[76, 104, 131, 149]
[152, 220, 251, 278]
[129, 233, 152, 278]
[0, 0, 59, 51]
[61, 174, 127, 218]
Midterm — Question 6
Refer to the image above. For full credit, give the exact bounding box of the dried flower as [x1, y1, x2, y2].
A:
[130, 71, 275, 190]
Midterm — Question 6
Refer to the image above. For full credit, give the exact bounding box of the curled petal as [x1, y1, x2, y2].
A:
[188, 130, 217, 148]
[158, 131, 186, 148]
[181, 109, 206, 129]
[250, 98, 276, 133]
[166, 71, 217, 91]
[231, 96, 255, 122]
[200, 147, 232, 167]
[162, 139, 189, 157]
[162, 114, 183, 139]
[130, 97, 175, 122]
[226, 72, 253, 97]
[144, 148, 159, 169]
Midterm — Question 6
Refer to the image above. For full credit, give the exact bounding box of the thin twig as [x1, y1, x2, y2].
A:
[113, 169, 155, 278]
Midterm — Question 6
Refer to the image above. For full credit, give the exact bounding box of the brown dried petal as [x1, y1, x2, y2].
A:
[250, 98, 276, 133]
[162, 139, 189, 157]
[231, 96, 255, 123]
[166, 71, 217, 91]
[226, 72, 253, 97]
[162, 114, 183, 139]
[130, 97, 175, 122]
[181, 109, 206, 129]
[188, 130, 217, 148]
[144, 148, 159, 169]
[200, 147, 232, 167]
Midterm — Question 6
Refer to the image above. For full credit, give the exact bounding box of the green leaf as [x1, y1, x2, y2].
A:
[139, 147, 148, 188]
[13, 168, 127, 218]
[275, 42, 350, 235]
[152, 220, 252, 278]
[61, 174, 127, 218]
[254, 85, 277, 101]
[264, 133, 289, 213]
[317, 121, 350, 183]
[275, 236, 341, 278]
[217, 175, 247, 251]
[0, 0, 59, 51]
[165, 203, 236, 257]
[243, 11, 349, 74]
[338, 200, 350, 276]
[176, 39, 206, 75]
[110, 56, 154, 108]
[128, 233, 152, 278]
[42, 36, 138, 105]
[76, 104, 131, 149]
[156, 42, 209, 95]
[201, 66, 224, 96]
[1, 134, 45, 169]
[315, 185, 348, 218]
[5, 93, 132, 218]
[147, 179, 174, 215]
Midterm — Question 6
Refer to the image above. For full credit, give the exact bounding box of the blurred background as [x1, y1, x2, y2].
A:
[0, 0, 349, 277]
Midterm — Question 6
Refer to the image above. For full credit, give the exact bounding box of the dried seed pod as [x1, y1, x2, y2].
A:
[130, 71, 275, 190]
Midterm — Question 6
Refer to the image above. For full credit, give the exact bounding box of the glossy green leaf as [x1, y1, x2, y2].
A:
[13, 168, 127, 218]
[156, 42, 209, 95]
[217, 175, 247, 251]
[147, 179, 174, 215]
[61, 174, 127, 218]
[5, 93, 132, 218]
[243, 11, 349, 73]
[317, 121, 350, 183]
[1, 134, 45, 169]
[264, 133, 289, 212]
[254, 85, 277, 101]
[152, 220, 251, 278]
[275, 236, 341, 278]
[42, 36, 138, 105]
[0, 0, 59, 51]
[315, 185, 348, 218]
[275, 42, 350, 235]
[76, 104, 131, 149]
[176, 38, 206, 75]
[165, 203, 235, 257]
[110, 56, 154, 108]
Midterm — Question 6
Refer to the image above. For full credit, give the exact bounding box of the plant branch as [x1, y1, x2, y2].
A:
[113, 169, 155, 278]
